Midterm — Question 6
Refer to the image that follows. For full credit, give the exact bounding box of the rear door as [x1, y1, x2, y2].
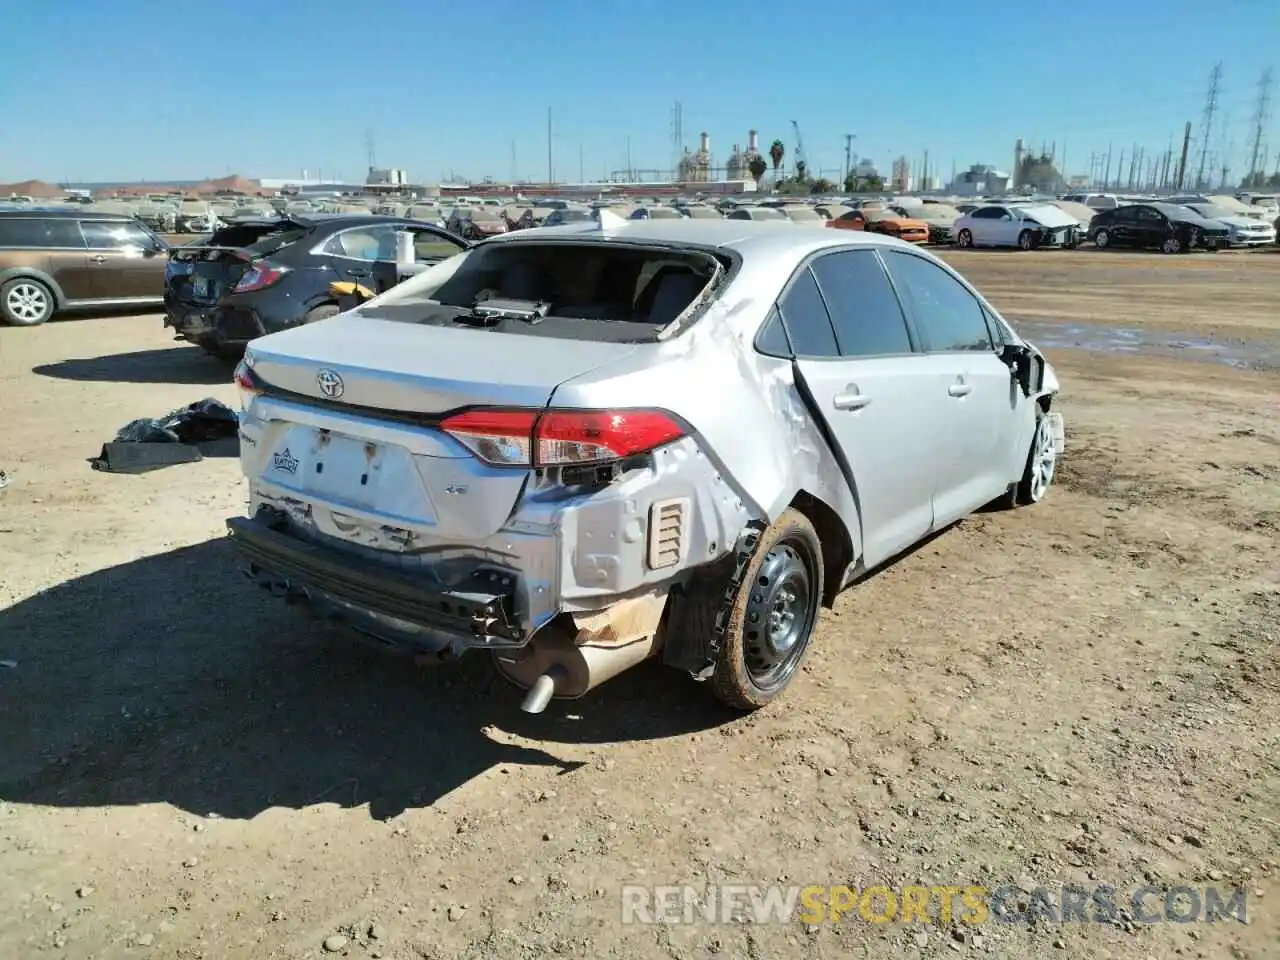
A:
[881, 249, 1022, 525]
[41, 219, 96, 301]
[785, 251, 939, 568]
[79, 220, 167, 299]
[1108, 206, 1137, 246]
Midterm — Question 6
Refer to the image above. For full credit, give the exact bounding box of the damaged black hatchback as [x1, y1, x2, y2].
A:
[164, 214, 468, 360]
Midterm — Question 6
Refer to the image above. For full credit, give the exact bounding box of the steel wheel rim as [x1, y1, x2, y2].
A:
[743, 538, 818, 692]
[1030, 418, 1056, 502]
[1019, 232, 1032, 250]
[6, 283, 48, 321]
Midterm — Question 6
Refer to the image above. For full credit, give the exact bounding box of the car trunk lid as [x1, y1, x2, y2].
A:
[166, 245, 256, 304]
[247, 311, 637, 413]
[242, 314, 640, 541]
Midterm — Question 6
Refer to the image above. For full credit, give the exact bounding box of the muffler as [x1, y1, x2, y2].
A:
[495, 591, 669, 714]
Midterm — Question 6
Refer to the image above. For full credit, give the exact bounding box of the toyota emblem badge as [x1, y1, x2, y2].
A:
[316, 368, 344, 399]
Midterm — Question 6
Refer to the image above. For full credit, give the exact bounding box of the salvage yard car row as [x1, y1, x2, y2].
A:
[1, 186, 1277, 327]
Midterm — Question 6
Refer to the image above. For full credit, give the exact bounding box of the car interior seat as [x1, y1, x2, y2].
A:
[497, 260, 547, 301]
[641, 268, 706, 325]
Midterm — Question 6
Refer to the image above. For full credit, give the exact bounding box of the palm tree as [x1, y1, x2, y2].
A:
[748, 156, 768, 186]
[769, 140, 785, 176]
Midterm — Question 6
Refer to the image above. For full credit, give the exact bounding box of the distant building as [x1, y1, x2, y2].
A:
[891, 156, 912, 192]
[726, 129, 764, 183]
[947, 164, 1011, 196]
[367, 167, 409, 186]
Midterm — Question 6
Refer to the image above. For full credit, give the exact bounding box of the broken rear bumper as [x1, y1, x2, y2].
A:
[227, 511, 524, 654]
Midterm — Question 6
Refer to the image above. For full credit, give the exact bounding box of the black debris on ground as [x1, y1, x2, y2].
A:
[91, 398, 239, 474]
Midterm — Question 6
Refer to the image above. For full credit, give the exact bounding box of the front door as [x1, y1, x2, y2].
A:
[79, 220, 167, 299]
[881, 249, 1024, 525]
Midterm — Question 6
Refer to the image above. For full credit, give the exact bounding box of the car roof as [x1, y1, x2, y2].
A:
[293, 213, 443, 231]
[0, 208, 134, 221]
[487, 218, 903, 259]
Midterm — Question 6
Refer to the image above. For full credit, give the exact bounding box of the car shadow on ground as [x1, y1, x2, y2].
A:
[32, 346, 232, 385]
[0, 540, 736, 821]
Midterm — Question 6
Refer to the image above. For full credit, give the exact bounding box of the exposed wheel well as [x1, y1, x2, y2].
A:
[788, 490, 853, 608]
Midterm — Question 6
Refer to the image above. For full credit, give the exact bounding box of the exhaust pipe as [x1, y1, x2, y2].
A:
[496, 592, 669, 714]
[519, 664, 568, 714]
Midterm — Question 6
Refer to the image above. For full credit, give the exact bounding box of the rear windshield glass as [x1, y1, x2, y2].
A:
[360, 241, 726, 343]
[200, 221, 308, 253]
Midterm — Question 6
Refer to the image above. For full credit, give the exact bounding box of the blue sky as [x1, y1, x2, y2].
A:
[1, 0, 1277, 185]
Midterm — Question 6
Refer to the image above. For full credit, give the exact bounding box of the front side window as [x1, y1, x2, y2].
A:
[881, 251, 993, 353]
[80, 220, 157, 250]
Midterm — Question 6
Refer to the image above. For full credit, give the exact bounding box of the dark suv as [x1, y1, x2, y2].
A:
[164, 214, 467, 359]
[0, 210, 168, 325]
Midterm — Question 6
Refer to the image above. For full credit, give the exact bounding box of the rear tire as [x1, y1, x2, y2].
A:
[1, 278, 54, 326]
[1161, 235, 1183, 254]
[709, 508, 824, 711]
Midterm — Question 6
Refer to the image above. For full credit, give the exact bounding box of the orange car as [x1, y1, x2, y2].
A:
[828, 207, 929, 244]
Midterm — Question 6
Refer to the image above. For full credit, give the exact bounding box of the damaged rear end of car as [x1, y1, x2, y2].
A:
[165, 218, 309, 357]
[227, 227, 761, 712]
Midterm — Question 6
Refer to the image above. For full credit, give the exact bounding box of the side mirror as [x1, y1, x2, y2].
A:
[1000, 342, 1043, 396]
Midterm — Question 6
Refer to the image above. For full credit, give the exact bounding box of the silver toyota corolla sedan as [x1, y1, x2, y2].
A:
[228, 218, 1064, 714]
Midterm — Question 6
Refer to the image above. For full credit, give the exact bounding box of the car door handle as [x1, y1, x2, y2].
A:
[948, 382, 973, 397]
[832, 387, 872, 411]
[89, 255, 107, 263]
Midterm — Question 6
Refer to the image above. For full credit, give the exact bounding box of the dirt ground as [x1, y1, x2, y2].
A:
[1, 250, 1278, 960]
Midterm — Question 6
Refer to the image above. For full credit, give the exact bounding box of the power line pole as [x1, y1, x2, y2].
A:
[546, 107, 554, 184]
[843, 133, 854, 187]
[1248, 69, 1274, 183]
[1195, 62, 1223, 189]
[1103, 143, 1113, 190]
[1175, 122, 1192, 190]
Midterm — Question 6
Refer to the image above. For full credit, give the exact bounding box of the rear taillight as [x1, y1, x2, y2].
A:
[233, 262, 289, 293]
[233, 359, 261, 409]
[440, 408, 684, 467]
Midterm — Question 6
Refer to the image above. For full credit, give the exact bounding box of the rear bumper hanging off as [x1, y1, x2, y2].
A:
[226, 512, 524, 650]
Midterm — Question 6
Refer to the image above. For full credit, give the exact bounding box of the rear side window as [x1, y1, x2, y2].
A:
[777, 267, 838, 357]
[245, 227, 310, 256]
[321, 225, 398, 260]
[755, 306, 792, 357]
[0, 218, 84, 248]
[809, 250, 913, 357]
[881, 251, 993, 353]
